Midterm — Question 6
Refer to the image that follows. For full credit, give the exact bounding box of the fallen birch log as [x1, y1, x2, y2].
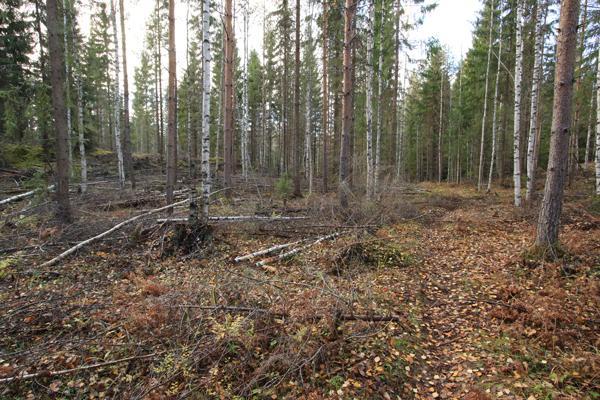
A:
[256, 232, 342, 267]
[39, 199, 190, 268]
[0, 353, 157, 384]
[234, 239, 308, 263]
[157, 215, 308, 223]
[0, 185, 55, 206]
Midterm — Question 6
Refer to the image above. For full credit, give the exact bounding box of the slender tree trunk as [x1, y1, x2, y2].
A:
[321, 0, 329, 192]
[487, 4, 503, 192]
[583, 85, 594, 168]
[305, 11, 314, 195]
[595, 44, 600, 194]
[166, 0, 177, 207]
[374, 4, 384, 194]
[478, 0, 494, 190]
[63, 0, 73, 178]
[156, 0, 164, 162]
[393, 0, 401, 180]
[200, 0, 212, 218]
[292, 0, 302, 196]
[35, 0, 51, 165]
[438, 66, 444, 182]
[223, 0, 234, 189]
[569, 0, 587, 183]
[111, 0, 125, 188]
[215, 25, 224, 175]
[185, 1, 192, 178]
[339, 0, 355, 208]
[47, 0, 72, 222]
[536, 0, 579, 248]
[242, 0, 250, 179]
[512, 0, 524, 207]
[525, 1, 546, 202]
[73, 25, 87, 194]
[119, 0, 134, 188]
[365, 0, 374, 199]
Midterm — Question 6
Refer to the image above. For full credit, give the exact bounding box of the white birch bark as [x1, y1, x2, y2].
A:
[525, 1, 546, 202]
[374, 4, 384, 194]
[478, 0, 494, 191]
[63, 0, 73, 177]
[201, 0, 212, 218]
[185, 1, 192, 178]
[365, 0, 375, 199]
[596, 46, 600, 195]
[487, 3, 503, 192]
[111, 0, 125, 188]
[512, 0, 524, 207]
[584, 87, 594, 168]
[76, 65, 87, 193]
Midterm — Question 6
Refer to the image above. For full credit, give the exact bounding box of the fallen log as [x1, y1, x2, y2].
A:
[0, 352, 157, 384]
[256, 232, 342, 267]
[38, 199, 190, 268]
[234, 239, 308, 263]
[157, 215, 309, 223]
[0, 185, 54, 206]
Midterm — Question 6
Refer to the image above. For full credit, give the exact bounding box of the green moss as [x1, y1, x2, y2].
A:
[0, 256, 19, 279]
[0, 144, 44, 169]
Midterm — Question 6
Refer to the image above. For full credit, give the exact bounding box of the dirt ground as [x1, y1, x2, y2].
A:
[0, 160, 598, 399]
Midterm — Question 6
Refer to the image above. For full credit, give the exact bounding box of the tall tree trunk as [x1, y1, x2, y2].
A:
[305, 9, 314, 195]
[569, 0, 587, 183]
[595, 44, 600, 195]
[339, 0, 355, 208]
[321, 0, 329, 192]
[374, 4, 384, 194]
[119, 0, 135, 189]
[34, 0, 51, 165]
[223, 0, 234, 189]
[242, 0, 250, 179]
[293, 0, 302, 196]
[365, 0, 374, 199]
[165, 0, 177, 207]
[201, 0, 212, 218]
[478, 0, 494, 190]
[62, 0, 74, 178]
[535, 0, 579, 248]
[525, 1, 546, 202]
[512, 0, 524, 207]
[47, 0, 72, 222]
[73, 22, 87, 194]
[487, 3, 503, 192]
[438, 66, 444, 182]
[393, 0, 401, 180]
[111, 0, 125, 188]
[156, 0, 164, 162]
[583, 88, 594, 168]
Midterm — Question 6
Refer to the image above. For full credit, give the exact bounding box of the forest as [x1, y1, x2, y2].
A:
[0, 0, 599, 398]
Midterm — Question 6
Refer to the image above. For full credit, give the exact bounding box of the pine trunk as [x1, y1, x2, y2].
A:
[535, 0, 579, 248]
[63, 0, 73, 178]
[165, 0, 177, 207]
[339, 0, 355, 208]
[365, 0, 374, 199]
[374, 5, 384, 194]
[595, 45, 600, 194]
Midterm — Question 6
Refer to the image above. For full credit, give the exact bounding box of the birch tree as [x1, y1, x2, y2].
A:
[63, 0, 73, 177]
[223, 0, 234, 188]
[365, 0, 375, 199]
[512, 0, 524, 207]
[111, 0, 125, 188]
[477, 0, 494, 191]
[73, 22, 87, 193]
[46, 0, 72, 222]
[596, 44, 600, 195]
[119, 0, 135, 188]
[487, 2, 503, 192]
[525, 1, 546, 202]
[536, 0, 579, 249]
[293, 0, 302, 196]
[201, 0, 212, 217]
[241, 0, 250, 179]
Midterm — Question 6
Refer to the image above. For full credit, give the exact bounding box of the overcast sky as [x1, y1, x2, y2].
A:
[81, 0, 482, 90]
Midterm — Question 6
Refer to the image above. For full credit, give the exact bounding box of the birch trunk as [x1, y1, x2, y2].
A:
[487, 4, 503, 192]
[111, 0, 125, 188]
[321, 0, 329, 192]
[477, 0, 494, 191]
[365, 0, 375, 199]
[47, 0, 72, 222]
[223, 0, 234, 189]
[374, 5, 384, 194]
[512, 0, 524, 207]
[339, 0, 355, 208]
[536, 0, 579, 247]
[200, 0, 212, 218]
[583, 87, 594, 168]
[293, 0, 302, 196]
[166, 0, 177, 207]
[119, 0, 135, 188]
[75, 59, 87, 194]
[525, 1, 546, 202]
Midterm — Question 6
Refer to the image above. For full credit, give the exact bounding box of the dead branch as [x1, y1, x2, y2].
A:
[157, 215, 309, 223]
[38, 199, 190, 268]
[0, 185, 54, 206]
[0, 352, 158, 383]
[234, 239, 307, 262]
[256, 232, 342, 267]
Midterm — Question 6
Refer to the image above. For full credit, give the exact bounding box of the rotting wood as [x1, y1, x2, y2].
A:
[234, 239, 308, 262]
[256, 232, 342, 267]
[157, 215, 309, 223]
[0, 185, 55, 206]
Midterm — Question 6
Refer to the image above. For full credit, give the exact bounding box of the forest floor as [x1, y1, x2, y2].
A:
[0, 155, 598, 399]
